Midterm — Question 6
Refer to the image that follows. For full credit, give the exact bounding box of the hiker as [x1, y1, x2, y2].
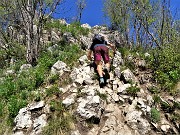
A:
[87, 33, 116, 84]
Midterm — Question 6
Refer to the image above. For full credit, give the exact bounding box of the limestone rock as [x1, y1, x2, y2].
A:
[121, 69, 139, 84]
[19, 64, 32, 73]
[51, 60, 69, 75]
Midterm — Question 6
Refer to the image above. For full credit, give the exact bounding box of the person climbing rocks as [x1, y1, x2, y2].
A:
[87, 33, 116, 84]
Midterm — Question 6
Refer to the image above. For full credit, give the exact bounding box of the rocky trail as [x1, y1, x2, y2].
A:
[11, 23, 179, 135]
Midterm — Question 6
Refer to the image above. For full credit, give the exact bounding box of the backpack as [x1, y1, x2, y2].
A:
[93, 34, 104, 42]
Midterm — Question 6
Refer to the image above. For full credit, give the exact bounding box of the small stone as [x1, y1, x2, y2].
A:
[161, 125, 170, 132]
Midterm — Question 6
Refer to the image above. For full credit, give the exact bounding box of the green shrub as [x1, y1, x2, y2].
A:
[8, 95, 27, 124]
[17, 71, 36, 91]
[153, 94, 161, 104]
[57, 44, 83, 68]
[173, 102, 180, 109]
[126, 85, 140, 97]
[150, 108, 161, 123]
[12, 60, 26, 72]
[0, 76, 17, 100]
[0, 102, 4, 116]
[34, 68, 45, 87]
[171, 113, 180, 122]
[149, 44, 180, 92]
[97, 91, 108, 101]
[124, 60, 136, 71]
[46, 85, 61, 97]
[0, 42, 25, 69]
[43, 99, 74, 135]
[42, 111, 74, 135]
[48, 74, 59, 84]
[38, 52, 56, 70]
[20, 90, 28, 100]
[117, 46, 129, 58]
[160, 101, 172, 112]
[148, 86, 159, 94]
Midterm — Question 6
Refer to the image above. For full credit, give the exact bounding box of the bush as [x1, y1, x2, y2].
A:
[38, 52, 56, 70]
[8, 95, 27, 124]
[0, 76, 17, 100]
[153, 94, 161, 105]
[46, 85, 61, 97]
[126, 85, 140, 97]
[150, 108, 161, 123]
[17, 71, 36, 91]
[43, 100, 74, 135]
[0, 102, 4, 116]
[149, 44, 180, 92]
[48, 74, 59, 84]
[57, 43, 84, 68]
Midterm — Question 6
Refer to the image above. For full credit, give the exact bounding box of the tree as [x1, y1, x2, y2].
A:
[76, 0, 86, 23]
[104, 0, 130, 45]
[104, 0, 179, 49]
[0, 0, 62, 66]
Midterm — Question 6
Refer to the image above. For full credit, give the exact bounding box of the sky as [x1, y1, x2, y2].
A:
[53, 0, 180, 26]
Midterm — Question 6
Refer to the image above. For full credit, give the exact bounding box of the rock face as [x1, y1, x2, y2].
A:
[51, 60, 70, 75]
[11, 22, 179, 135]
[13, 101, 49, 135]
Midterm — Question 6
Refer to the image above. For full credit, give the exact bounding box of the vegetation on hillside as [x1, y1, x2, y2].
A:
[0, 0, 179, 134]
[104, 0, 180, 94]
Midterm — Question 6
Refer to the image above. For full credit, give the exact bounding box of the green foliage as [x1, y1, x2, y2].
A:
[8, 95, 27, 124]
[126, 85, 140, 97]
[97, 91, 108, 101]
[43, 100, 74, 135]
[0, 42, 26, 69]
[44, 21, 89, 37]
[17, 71, 36, 91]
[46, 85, 61, 97]
[124, 60, 136, 71]
[173, 102, 180, 110]
[153, 95, 161, 105]
[117, 46, 129, 58]
[0, 102, 4, 116]
[148, 86, 159, 94]
[33, 92, 42, 102]
[160, 101, 172, 112]
[38, 52, 56, 70]
[150, 108, 161, 123]
[34, 68, 46, 87]
[40, 43, 83, 69]
[149, 44, 180, 92]
[171, 113, 180, 122]
[42, 112, 74, 135]
[0, 76, 17, 100]
[49, 100, 64, 112]
[48, 74, 59, 84]
[57, 43, 84, 68]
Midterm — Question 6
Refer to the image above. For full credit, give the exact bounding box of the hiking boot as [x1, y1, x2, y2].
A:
[99, 77, 104, 84]
[104, 68, 110, 79]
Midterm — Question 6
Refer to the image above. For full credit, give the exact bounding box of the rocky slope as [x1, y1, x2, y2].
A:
[10, 20, 179, 135]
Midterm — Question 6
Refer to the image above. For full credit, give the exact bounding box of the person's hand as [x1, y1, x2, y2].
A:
[113, 51, 116, 56]
[87, 55, 92, 61]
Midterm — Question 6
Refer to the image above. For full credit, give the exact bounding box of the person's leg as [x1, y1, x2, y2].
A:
[94, 47, 104, 84]
[101, 46, 110, 72]
[105, 62, 110, 72]
[95, 60, 103, 77]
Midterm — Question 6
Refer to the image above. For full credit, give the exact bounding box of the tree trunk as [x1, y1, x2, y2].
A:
[26, 0, 37, 66]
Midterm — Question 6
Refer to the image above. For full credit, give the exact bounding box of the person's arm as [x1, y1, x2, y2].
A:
[87, 50, 93, 61]
[107, 42, 116, 53]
